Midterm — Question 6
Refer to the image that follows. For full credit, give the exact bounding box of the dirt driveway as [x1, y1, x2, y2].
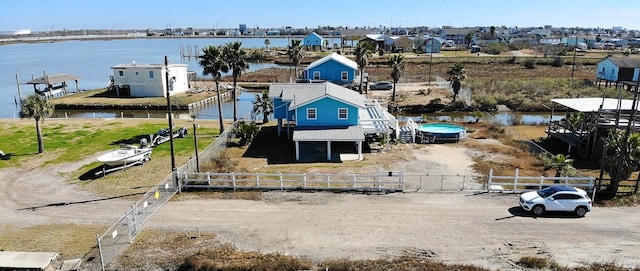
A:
[148, 191, 640, 270]
[2, 142, 639, 270]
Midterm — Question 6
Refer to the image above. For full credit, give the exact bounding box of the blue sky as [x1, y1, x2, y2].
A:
[2, 0, 639, 31]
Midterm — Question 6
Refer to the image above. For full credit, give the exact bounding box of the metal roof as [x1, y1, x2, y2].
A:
[305, 52, 358, 71]
[606, 58, 640, 68]
[25, 73, 80, 85]
[293, 126, 364, 141]
[0, 251, 58, 269]
[551, 98, 640, 112]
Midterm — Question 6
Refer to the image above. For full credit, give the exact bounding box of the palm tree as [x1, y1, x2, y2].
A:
[287, 39, 305, 80]
[602, 130, 640, 193]
[489, 26, 497, 40]
[447, 62, 467, 103]
[19, 94, 54, 154]
[222, 42, 249, 122]
[252, 91, 273, 124]
[264, 38, 270, 51]
[545, 154, 576, 183]
[199, 45, 229, 133]
[354, 42, 374, 94]
[389, 54, 405, 102]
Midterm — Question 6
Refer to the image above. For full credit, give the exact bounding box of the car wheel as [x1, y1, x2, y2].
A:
[575, 206, 587, 217]
[532, 205, 545, 216]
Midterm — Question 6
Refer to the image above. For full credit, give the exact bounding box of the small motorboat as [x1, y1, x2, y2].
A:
[96, 144, 152, 167]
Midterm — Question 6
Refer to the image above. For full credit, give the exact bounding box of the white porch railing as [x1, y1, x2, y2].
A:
[487, 168, 595, 193]
[179, 171, 405, 192]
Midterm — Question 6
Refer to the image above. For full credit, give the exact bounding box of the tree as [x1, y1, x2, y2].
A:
[545, 154, 576, 182]
[413, 36, 425, 52]
[447, 62, 467, 103]
[602, 130, 640, 193]
[354, 42, 374, 94]
[489, 26, 497, 40]
[264, 38, 270, 51]
[389, 54, 405, 102]
[252, 91, 273, 124]
[287, 39, 305, 80]
[233, 120, 260, 146]
[199, 45, 229, 133]
[19, 94, 54, 154]
[222, 42, 249, 122]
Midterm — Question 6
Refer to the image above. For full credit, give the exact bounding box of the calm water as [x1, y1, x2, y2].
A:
[0, 37, 292, 119]
[404, 112, 562, 126]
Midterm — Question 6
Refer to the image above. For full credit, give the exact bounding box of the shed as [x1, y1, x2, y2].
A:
[0, 251, 59, 271]
[25, 73, 81, 98]
[111, 62, 189, 97]
[596, 58, 640, 88]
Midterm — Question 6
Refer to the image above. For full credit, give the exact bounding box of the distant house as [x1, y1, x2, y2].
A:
[358, 34, 386, 50]
[302, 52, 357, 85]
[423, 37, 443, 53]
[111, 62, 189, 97]
[442, 27, 476, 45]
[385, 36, 413, 52]
[596, 58, 640, 88]
[269, 82, 395, 161]
[303, 32, 324, 51]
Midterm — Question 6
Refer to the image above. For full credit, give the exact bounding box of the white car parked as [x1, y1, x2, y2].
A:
[519, 186, 592, 217]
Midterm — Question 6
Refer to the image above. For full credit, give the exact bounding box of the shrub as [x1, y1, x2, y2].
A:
[483, 43, 507, 55]
[429, 98, 442, 105]
[505, 56, 518, 64]
[474, 94, 498, 110]
[523, 59, 536, 69]
[517, 256, 553, 269]
[551, 56, 564, 67]
[449, 100, 467, 109]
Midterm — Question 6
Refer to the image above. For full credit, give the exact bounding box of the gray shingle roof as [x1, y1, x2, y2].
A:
[268, 82, 366, 109]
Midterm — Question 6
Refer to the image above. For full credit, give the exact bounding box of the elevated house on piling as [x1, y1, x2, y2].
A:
[26, 73, 81, 98]
[546, 57, 639, 193]
[269, 82, 397, 161]
[110, 62, 189, 97]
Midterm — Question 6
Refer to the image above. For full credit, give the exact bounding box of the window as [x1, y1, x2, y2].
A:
[118, 71, 124, 76]
[149, 71, 155, 78]
[313, 71, 320, 80]
[338, 108, 348, 119]
[341, 71, 348, 81]
[307, 108, 317, 120]
[135, 71, 140, 76]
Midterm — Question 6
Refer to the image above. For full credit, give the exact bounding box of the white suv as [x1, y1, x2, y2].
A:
[519, 186, 592, 217]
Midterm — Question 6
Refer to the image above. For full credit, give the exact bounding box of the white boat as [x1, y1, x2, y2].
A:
[96, 144, 152, 167]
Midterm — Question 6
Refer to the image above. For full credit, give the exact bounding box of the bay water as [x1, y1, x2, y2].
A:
[0, 37, 292, 119]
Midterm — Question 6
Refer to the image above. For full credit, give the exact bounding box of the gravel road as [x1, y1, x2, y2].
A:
[148, 191, 640, 270]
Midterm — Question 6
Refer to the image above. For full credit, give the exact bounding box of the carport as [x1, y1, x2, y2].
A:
[293, 126, 364, 161]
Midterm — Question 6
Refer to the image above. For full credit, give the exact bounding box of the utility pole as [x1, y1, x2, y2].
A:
[428, 38, 433, 86]
[164, 56, 177, 189]
[571, 35, 578, 83]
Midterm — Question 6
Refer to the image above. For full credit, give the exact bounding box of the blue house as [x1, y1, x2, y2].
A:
[303, 32, 324, 51]
[423, 37, 443, 53]
[596, 58, 640, 88]
[269, 82, 396, 161]
[302, 53, 357, 85]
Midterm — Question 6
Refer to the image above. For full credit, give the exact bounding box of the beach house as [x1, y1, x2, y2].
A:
[303, 32, 324, 51]
[111, 62, 189, 97]
[596, 58, 640, 88]
[301, 53, 357, 85]
[269, 82, 396, 161]
[423, 37, 443, 53]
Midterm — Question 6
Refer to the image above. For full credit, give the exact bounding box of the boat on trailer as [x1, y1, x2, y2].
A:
[151, 126, 187, 147]
[96, 144, 152, 167]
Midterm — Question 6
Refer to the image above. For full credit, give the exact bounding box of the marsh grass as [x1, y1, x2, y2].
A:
[0, 224, 106, 259]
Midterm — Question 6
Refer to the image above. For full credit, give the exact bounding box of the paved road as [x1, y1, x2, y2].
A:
[148, 191, 640, 270]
